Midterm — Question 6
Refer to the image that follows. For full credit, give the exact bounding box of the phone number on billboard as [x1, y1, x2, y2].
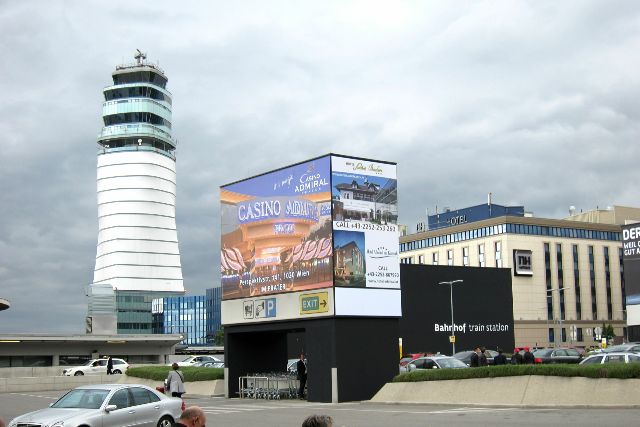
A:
[333, 222, 397, 232]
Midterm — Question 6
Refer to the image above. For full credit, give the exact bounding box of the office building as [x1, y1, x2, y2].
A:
[88, 51, 184, 334]
[152, 287, 222, 346]
[400, 203, 640, 347]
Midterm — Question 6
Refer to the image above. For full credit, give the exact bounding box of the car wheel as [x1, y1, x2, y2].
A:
[157, 416, 173, 427]
[74, 371, 84, 376]
[113, 369, 122, 374]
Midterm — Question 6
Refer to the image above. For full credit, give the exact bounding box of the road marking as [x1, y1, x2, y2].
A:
[10, 393, 57, 400]
[326, 406, 523, 415]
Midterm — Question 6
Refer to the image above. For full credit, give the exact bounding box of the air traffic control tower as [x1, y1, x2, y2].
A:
[88, 51, 185, 334]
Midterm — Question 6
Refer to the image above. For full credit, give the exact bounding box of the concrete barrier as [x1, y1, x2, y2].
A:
[0, 374, 224, 396]
[371, 376, 640, 407]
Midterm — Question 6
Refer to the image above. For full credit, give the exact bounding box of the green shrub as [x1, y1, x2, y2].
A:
[393, 363, 640, 382]
[126, 366, 224, 382]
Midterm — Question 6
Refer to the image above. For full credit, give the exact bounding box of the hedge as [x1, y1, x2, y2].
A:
[394, 363, 640, 382]
[126, 366, 224, 382]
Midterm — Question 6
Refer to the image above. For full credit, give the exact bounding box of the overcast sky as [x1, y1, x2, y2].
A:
[1, 1, 639, 333]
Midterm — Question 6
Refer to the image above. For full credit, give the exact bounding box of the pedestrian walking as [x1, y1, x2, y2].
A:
[166, 362, 186, 398]
[511, 348, 523, 365]
[493, 348, 508, 365]
[470, 346, 481, 367]
[297, 353, 307, 399]
[523, 347, 535, 364]
[479, 347, 488, 366]
[106, 356, 113, 375]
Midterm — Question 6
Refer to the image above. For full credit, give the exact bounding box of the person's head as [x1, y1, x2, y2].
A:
[474, 346, 481, 353]
[480, 347, 486, 354]
[300, 353, 305, 360]
[172, 362, 179, 370]
[514, 347, 520, 353]
[179, 406, 206, 427]
[524, 347, 530, 352]
[302, 414, 334, 427]
[0, 417, 6, 427]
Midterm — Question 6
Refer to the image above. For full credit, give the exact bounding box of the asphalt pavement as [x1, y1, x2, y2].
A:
[2, 390, 640, 426]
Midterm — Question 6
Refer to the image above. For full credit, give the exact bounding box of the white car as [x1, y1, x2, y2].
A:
[175, 355, 222, 367]
[8, 384, 183, 427]
[62, 358, 129, 376]
[579, 352, 640, 365]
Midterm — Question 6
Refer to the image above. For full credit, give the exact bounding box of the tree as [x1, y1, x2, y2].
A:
[602, 323, 615, 341]
[214, 327, 224, 346]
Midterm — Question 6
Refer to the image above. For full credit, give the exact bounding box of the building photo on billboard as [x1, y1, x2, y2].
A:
[220, 155, 334, 301]
[623, 224, 640, 332]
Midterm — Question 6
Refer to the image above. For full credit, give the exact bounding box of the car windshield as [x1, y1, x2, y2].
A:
[180, 357, 195, 363]
[436, 358, 467, 368]
[533, 349, 552, 357]
[52, 388, 110, 409]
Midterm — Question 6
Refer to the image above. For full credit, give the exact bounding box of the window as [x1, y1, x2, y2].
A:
[605, 355, 625, 364]
[109, 389, 131, 409]
[463, 247, 469, 267]
[548, 328, 555, 343]
[495, 241, 502, 267]
[447, 250, 453, 266]
[604, 246, 612, 320]
[478, 244, 485, 267]
[545, 243, 553, 321]
[418, 255, 425, 264]
[432, 252, 439, 265]
[581, 355, 603, 365]
[589, 245, 597, 319]
[130, 387, 155, 405]
[576, 327, 583, 342]
[557, 244, 565, 320]
[573, 245, 581, 320]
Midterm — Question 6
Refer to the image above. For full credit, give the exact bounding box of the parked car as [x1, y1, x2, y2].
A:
[175, 355, 222, 367]
[407, 355, 469, 371]
[399, 353, 426, 373]
[62, 358, 129, 376]
[453, 350, 500, 366]
[579, 352, 640, 365]
[7, 384, 183, 427]
[192, 361, 224, 368]
[602, 343, 640, 354]
[532, 348, 583, 364]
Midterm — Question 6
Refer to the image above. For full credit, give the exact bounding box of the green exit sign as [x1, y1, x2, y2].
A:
[302, 296, 319, 311]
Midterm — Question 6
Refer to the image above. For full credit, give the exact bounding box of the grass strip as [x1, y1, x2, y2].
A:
[126, 366, 224, 382]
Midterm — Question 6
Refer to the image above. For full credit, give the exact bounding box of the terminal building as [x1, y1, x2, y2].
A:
[400, 202, 640, 348]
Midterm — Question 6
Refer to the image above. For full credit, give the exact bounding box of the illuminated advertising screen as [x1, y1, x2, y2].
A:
[331, 155, 401, 317]
[221, 156, 333, 301]
[623, 224, 640, 326]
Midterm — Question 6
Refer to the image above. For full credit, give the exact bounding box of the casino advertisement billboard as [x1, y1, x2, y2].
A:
[331, 155, 399, 290]
[623, 224, 640, 326]
[220, 156, 333, 301]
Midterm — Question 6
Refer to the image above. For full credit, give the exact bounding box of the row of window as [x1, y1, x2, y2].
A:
[400, 223, 621, 253]
[401, 242, 501, 268]
[104, 112, 172, 129]
[113, 71, 167, 88]
[105, 86, 172, 104]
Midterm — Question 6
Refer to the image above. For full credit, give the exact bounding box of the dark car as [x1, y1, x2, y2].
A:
[453, 349, 499, 366]
[533, 348, 583, 364]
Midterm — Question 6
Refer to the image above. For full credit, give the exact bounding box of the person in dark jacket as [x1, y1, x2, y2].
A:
[469, 347, 481, 367]
[523, 347, 535, 364]
[493, 348, 508, 365]
[511, 348, 523, 364]
[297, 353, 307, 399]
[106, 356, 113, 375]
[479, 347, 488, 366]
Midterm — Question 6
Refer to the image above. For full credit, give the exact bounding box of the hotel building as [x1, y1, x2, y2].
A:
[399, 203, 640, 347]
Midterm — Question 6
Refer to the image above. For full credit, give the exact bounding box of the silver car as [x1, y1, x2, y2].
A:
[7, 384, 183, 427]
[579, 352, 640, 365]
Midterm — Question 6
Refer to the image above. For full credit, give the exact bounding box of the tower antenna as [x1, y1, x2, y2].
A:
[134, 49, 147, 65]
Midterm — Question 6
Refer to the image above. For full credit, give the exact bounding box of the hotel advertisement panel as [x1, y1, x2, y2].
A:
[331, 155, 401, 317]
[623, 224, 640, 326]
[220, 156, 333, 306]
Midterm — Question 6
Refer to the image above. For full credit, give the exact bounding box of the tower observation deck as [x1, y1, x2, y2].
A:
[93, 51, 184, 297]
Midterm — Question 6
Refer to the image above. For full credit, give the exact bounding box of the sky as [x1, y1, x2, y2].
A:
[1, 1, 639, 333]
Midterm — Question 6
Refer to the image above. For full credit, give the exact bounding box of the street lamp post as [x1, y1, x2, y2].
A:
[438, 280, 463, 355]
[547, 287, 566, 347]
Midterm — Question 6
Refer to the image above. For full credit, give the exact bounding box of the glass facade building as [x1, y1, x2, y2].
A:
[152, 287, 222, 346]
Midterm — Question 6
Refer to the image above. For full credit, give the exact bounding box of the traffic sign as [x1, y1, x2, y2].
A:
[449, 335, 456, 343]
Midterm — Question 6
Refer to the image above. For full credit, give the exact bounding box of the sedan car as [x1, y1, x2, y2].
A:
[602, 343, 640, 354]
[62, 358, 129, 376]
[579, 352, 640, 365]
[175, 355, 222, 367]
[453, 350, 500, 366]
[7, 384, 183, 427]
[532, 348, 583, 364]
[407, 356, 469, 371]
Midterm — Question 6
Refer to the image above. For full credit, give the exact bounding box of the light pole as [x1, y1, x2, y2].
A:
[438, 280, 463, 355]
[546, 287, 566, 347]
